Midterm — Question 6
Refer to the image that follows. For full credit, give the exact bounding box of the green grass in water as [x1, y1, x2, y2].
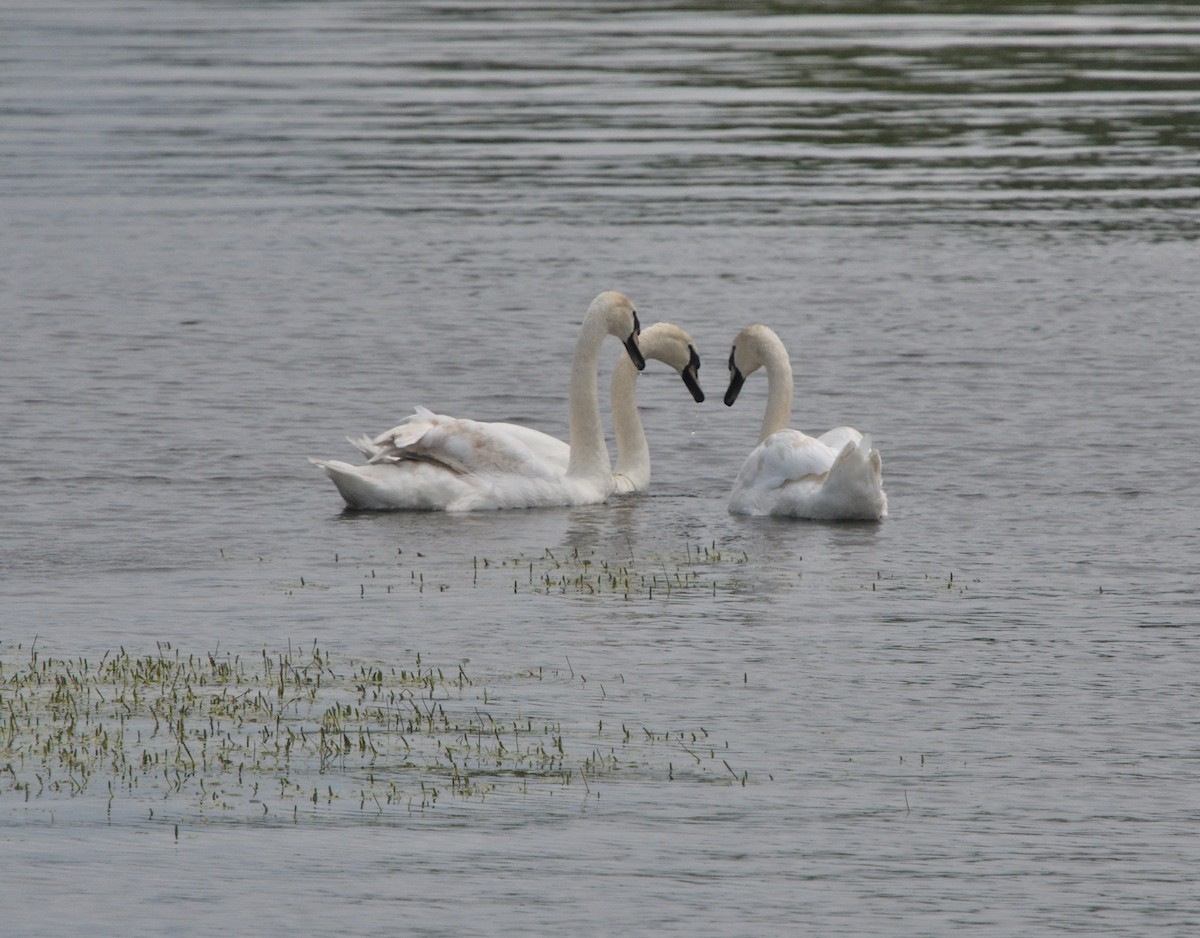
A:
[1, 641, 749, 823]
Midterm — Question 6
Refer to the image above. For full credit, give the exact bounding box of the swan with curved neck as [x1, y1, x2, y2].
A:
[724, 323, 887, 521]
[310, 291, 645, 510]
[339, 320, 704, 501]
[609, 322, 703, 492]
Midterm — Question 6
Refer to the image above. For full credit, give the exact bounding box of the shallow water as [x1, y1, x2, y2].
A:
[2, 2, 1200, 935]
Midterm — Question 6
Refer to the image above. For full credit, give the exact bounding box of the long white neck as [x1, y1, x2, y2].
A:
[757, 333, 794, 443]
[610, 353, 650, 490]
[566, 312, 613, 484]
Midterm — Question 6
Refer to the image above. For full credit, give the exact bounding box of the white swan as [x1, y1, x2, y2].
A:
[723, 324, 887, 521]
[309, 291, 645, 511]
[610, 322, 704, 493]
[335, 321, 704, 505]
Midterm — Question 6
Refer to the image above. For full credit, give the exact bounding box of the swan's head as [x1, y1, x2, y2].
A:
[723, 323, 779, 406]
[589, 291, 645, 371]
[639, 322, 704, 403]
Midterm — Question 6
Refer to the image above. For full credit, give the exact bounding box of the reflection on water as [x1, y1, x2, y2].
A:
[2, 3, 1200, 936]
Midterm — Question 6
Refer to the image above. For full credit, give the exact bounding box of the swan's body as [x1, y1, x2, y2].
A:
[724, 324, 887, 521]
[310, 292, 646, 511]
[331, 321, 703, 507]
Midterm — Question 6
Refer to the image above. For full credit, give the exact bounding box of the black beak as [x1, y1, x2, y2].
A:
[624, 331, 645, 371]
[724, 367, 745, 407]
[624, 309, 645, 370]
[681, 346, 704, 403]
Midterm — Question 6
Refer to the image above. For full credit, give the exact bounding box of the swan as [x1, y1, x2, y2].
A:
[610, 322, 704, 493]
[309, 291, 645, 511]
[723, 323, 887, 521]
[336, 321, 704, 503]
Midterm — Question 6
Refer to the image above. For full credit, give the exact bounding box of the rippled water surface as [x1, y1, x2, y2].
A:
[3, 2, 1199, 935]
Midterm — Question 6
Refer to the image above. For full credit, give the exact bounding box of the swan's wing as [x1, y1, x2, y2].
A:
[737, 429, 838, 490]
[730, 429, 840, 515]
[355, 405, 445, 457]
[365, 412, 567, 481]
[484, 422, 570, 469]
[353, 408, 570, 470]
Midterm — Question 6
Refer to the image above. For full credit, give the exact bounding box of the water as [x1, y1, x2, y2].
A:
[2, 2, 1199, 934]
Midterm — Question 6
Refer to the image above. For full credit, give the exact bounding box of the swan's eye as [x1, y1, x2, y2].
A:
[632, 310, 641, 335]
[728, 345, 737, 372]
[689, 347, 700, 372]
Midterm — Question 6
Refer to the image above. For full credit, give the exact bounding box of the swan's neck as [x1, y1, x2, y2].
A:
[610, 355, 649, 490]
[566, 314, 613, 485]
[759, 340, 794, 443]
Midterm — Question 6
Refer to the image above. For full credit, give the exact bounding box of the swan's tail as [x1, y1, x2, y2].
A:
[308, 458, 396, 510]
[348, 434, 381, 459]
[347, 406, 442, 463]
[825, 435, 888, 519]
[309, 455, 469, 510]
[309, 456, 360, 484]
[307, 458, 391, 510]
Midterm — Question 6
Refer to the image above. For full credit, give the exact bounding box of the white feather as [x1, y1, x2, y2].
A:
[309, 293, 693, 511]
[724, 324, 887, 521]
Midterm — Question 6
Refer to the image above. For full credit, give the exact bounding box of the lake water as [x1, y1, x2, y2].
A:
[2, 2, 1199, 934]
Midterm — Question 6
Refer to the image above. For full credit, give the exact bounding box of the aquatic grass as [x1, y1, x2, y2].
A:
[288, 542, 980, 603]
[1, 642, 750, 824]
[462, 541, 750, 601]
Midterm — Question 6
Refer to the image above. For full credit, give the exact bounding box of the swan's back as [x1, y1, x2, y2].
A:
[730, 431, 887, 521]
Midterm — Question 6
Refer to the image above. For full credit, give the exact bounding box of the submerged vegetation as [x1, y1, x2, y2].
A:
[283, 541, 756, 600]
[486, 542, 749, 599]
[1, 641, 748, 825]
[2, 542, 972, 828]
[280, 539, 975, 601]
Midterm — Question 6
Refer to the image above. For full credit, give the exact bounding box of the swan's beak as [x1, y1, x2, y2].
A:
[724, 367, 745, 406]
[623, 331, 646, 371]
[681, 346, 704, 403]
